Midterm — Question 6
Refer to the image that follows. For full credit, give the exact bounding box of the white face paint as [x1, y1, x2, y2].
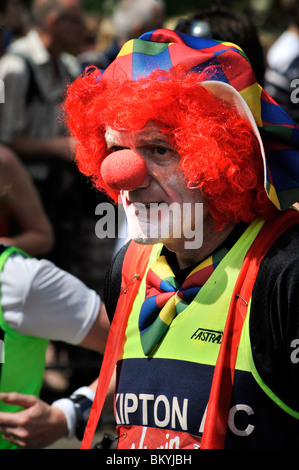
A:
[122, 199, 196, 246]
[105, 122, 219, 266]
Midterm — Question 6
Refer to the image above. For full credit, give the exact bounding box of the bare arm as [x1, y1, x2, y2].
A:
[8, 135, 76, 161]
[0, 145, 54, 256]
[79, 302, 110, 353]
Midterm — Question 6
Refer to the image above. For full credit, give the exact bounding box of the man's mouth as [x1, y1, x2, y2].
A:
[125, 200, 169, 225]
[125, 198, 165, 210]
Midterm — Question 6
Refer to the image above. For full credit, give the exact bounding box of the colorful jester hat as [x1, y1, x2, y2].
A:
[101, 28, 299, 211]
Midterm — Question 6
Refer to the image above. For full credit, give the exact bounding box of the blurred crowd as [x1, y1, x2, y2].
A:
[0, 0, 298, 405]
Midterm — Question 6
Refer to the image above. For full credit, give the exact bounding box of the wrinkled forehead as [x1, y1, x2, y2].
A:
[105, 122, 172, 147]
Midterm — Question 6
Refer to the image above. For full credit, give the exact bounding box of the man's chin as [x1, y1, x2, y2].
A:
[129, 234, 162, 245]
[127, 219, 165, 245]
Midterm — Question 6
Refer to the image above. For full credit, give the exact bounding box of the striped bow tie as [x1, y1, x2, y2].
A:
[139, 248, 227, 355]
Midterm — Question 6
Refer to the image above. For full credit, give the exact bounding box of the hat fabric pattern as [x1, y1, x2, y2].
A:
[102, 29, 299, 210]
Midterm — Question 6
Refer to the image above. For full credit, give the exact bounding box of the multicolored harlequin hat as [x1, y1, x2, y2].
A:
[101, 28, 299, 211]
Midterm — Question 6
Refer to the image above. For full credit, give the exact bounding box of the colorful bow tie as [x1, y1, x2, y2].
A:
[139, 248, 227, 355]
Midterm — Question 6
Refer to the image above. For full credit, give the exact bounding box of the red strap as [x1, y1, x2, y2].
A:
[81, 242, 152, 449]
[200, 209, 299, 449]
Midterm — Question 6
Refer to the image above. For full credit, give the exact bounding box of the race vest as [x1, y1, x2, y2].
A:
[81, 209, 299, 449]
[114, 215, 299, 449]
[0, 246, 49, 449]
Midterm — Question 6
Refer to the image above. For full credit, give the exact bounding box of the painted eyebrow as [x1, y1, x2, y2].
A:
[133, 132, 173, 148]
[104, 127, 172, 148]
[146, 137, 171, 146]
[105, 137, 171, 149]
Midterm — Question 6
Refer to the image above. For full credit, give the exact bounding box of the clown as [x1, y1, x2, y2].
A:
[4, 29, 297, 450]
[63, 29, 299, 450]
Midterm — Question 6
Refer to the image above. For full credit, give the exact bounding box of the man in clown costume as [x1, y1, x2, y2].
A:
[2, 29, 299, 449]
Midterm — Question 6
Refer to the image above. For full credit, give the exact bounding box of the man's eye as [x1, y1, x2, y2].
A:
[155, 146, 169, 155]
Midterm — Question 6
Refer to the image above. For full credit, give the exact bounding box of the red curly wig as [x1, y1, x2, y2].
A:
[63, 65, 277, 229]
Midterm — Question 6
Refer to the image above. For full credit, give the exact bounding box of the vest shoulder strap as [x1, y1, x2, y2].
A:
[201, 208, 299, 449]
[81, 241, 153, 448]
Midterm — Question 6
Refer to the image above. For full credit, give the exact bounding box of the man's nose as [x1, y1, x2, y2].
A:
[101, 150, 147, 191]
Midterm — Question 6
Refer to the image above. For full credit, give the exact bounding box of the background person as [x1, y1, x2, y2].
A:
[0, 242, 109, 448]
[264, 0, 299, 124]
[102, 0, 165, 65]
[0, 144, 54, 256]
[174, 6, 265, 85]
[0, 0, 28, 56]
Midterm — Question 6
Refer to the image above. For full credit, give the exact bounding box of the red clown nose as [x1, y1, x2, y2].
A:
[101, 150, 147, 191]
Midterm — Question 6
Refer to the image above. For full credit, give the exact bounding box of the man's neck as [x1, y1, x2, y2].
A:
[164, 222, 236, 270]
